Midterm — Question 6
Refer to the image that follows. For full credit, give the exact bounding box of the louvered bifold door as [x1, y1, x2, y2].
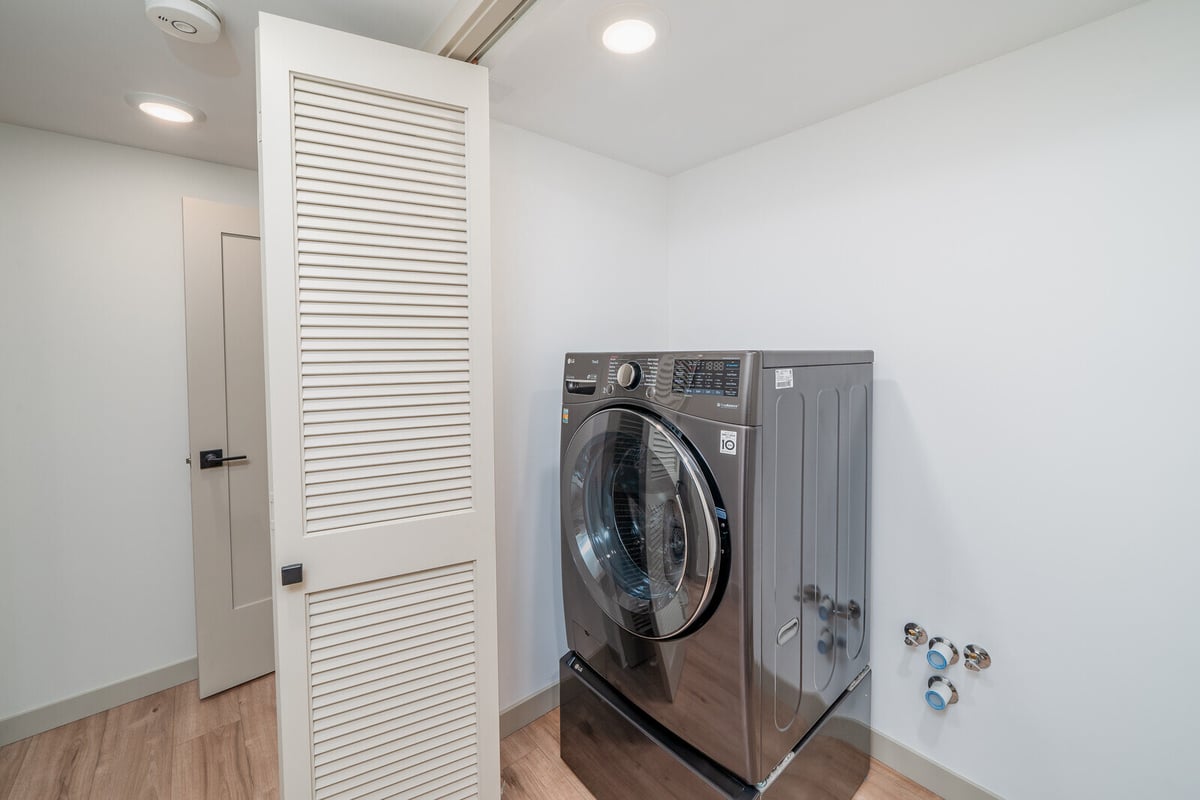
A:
[257, 14, 498, 799]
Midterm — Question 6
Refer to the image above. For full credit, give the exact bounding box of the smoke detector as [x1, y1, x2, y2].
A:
[145, 0, 221, 44]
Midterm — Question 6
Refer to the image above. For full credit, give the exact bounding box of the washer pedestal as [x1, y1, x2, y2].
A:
[559, 652, 870, 800]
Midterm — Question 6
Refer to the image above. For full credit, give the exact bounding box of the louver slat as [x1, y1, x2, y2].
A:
[295, 165, 468, 204]
[294, 77, 473, 533]
[297, 190, 468, 222]
[298, 229, 468, 255]
[297, 215, 468, 244]
[305, 439, 470, 465]
[308, 564, 478, 800]
[293, 121, 465, 163]
[313, 679, 475, 741]
[296, 181, 466, 216]
[297, 201, 467, 231]
[292, 88, 466, 134]
[296, 151, 467, 192]
[294, 78, 465, 124]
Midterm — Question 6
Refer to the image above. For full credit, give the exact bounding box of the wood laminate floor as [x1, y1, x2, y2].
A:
[0, 674, 275, 800]
[0, 674, 939, 799]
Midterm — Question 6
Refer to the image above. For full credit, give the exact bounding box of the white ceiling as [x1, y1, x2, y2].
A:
[482, 0, 1147, 175]
[0, 0, 1147, 174]
[0, 0, 459, 169]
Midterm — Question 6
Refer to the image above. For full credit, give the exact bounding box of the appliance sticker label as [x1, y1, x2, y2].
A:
[562, 407, 569, 424]
[775, 368, 794, 389]
[720, 430, 738, 455]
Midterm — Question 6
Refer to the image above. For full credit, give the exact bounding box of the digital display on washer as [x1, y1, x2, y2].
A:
[671, 359, 741, 397]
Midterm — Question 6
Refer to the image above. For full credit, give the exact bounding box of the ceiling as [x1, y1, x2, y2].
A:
[483, 0, 1147, 175]
[0, 0, 1147, 174]
[0, 0, 459, 169]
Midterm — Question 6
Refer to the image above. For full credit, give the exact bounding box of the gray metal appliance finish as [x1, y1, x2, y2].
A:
[558, 652, 870, 800]
[560, 350, 873, 787]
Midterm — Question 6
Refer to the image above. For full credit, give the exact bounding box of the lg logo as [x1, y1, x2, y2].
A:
[719, 430, 738, 456]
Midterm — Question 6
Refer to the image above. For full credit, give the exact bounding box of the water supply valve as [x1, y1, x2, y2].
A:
[964, 644, 992, 671]
[903, 622, 928, 647]
[926, 676, 958, 710]
[818, 595, 836, 621]
[926, 637, 959, 670]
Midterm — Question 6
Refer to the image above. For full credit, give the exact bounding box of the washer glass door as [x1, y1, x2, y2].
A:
[563, 408, 722, 639]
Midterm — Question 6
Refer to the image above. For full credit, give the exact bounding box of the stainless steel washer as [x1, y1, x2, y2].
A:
[559, 351, 874, 799]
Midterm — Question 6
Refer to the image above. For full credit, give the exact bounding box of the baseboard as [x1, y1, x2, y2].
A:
[869, 729, 1003, 800]
[499, 681, 561, 738]
[0, 657, 199, 748]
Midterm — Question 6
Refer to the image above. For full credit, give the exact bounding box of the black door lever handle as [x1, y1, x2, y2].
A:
[199, 449, 248, 469]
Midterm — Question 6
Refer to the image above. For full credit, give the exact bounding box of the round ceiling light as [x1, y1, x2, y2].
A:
[140, 101, 195, 123]
[602, 18, 657, 54]
[125, 92, 206, 125]
[592, 4, 668, 56]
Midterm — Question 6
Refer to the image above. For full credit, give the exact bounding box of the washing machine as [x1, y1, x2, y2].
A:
[558, 350, 873, 799]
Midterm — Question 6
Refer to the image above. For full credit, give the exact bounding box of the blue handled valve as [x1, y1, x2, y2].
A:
[926, 637, 959, 670]
[926, 676, 958, 710]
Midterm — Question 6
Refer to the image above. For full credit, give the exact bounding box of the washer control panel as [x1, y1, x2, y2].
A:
[605, 355, 660, 398]
[670, 358, 742, 397]
[564, 352, 759, 427]
[564, 351, 869, 429]
[616, 361, 642, 389]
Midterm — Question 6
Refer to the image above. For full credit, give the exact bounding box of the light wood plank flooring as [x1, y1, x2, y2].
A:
[1, 675, 938, 799]
[1, 675, 272, 800]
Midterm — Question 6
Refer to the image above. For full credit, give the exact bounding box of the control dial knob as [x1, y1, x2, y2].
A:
[616, 362, 642, 390]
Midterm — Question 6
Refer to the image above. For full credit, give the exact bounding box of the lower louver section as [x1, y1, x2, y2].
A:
[309, 563, 479, 799]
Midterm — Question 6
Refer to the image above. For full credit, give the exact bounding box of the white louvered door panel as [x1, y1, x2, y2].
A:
[309, 564, 478, 799]
[258, 15, 498, 799]
[295, 75, 474, 535]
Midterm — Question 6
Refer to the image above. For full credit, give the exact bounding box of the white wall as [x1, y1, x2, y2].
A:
[490, 122, 669, 708]
[0, 119, 668, 726]
[0, 124, 258, 720]
[665, 1, 1200, 797]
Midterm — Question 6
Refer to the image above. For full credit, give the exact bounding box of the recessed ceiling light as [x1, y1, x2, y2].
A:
[139, 102, 194, 123]
[591, 4, 668, 56]
[125, 92, 205, 125]
[602, 18, 657, 54]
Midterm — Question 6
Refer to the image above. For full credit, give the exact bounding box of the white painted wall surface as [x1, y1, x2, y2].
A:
[490, 122, 669, 709]
[0, 119, 667, 725]
[0, 124, 258, 720]
[665, 1, 1200, 797]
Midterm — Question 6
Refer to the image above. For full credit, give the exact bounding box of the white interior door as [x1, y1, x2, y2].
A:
[182, 197, 274, 698]
[256, 14, 498, 799]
